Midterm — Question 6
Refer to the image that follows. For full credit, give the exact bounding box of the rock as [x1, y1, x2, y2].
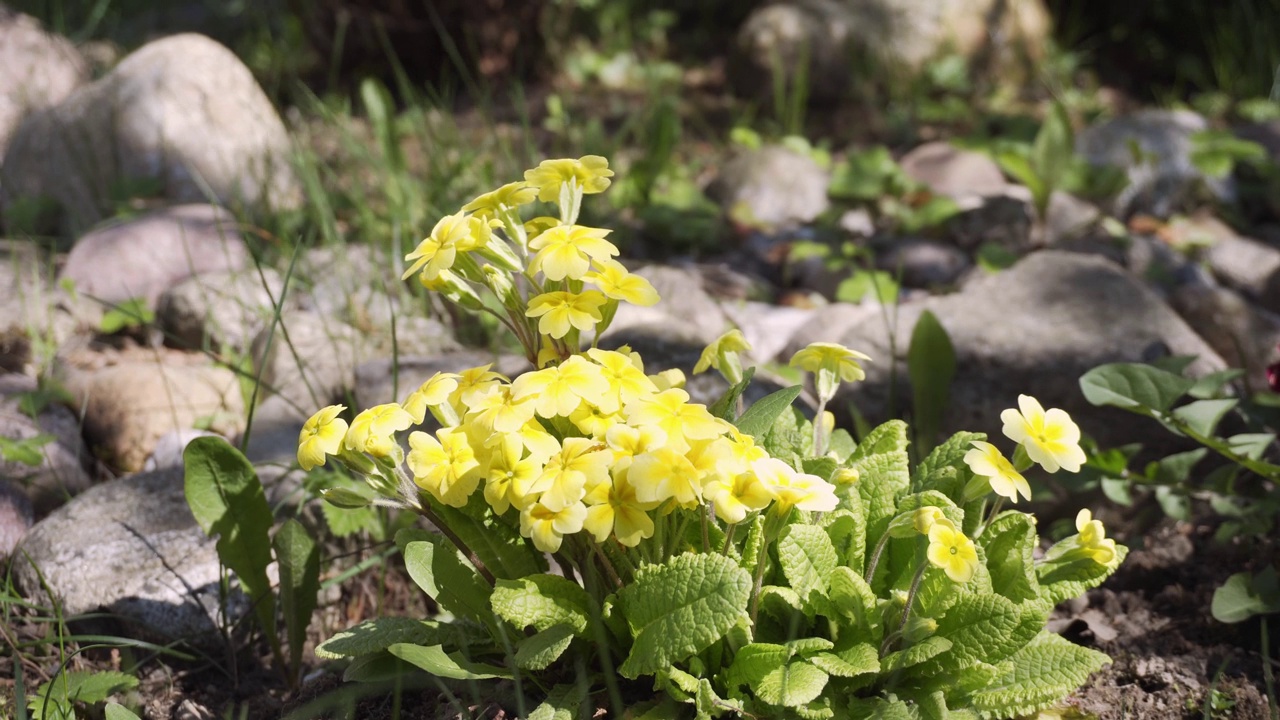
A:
[1044, 191, 1103, 246]
[1077, 110, 1227, 219]
[898, 142, 1007, 199]
[784, 302, 886, 358]
[732, 0, 856, 102]
[13, 468, 233, 644]
[142, 429, 220, 472]
[720, 302, 816, 364]
[250, 311, 373, 419]
[947, 186, 1037, 254]
[0, 239, 57, 371]
[297, 244, 389, 323]
[1190, 215, 1280, 312]
[832, 251, 1225, 452]
[157, 267, 290, 353]
[1170, 283, 1280, 387]
[605, 265, 730, 347]
[0, 374, 93, 515]
[240, 394, 307, 465]
[0, 8, 87, 152]
[353, 352, 530, 412]
[1, 34, 300, 236]
[60, 204, 250, 308]
[56, 350, 244, 472]
[707, 146, 830, 230]
[874, 237, 971, 288]
[0, 478, 33, 558]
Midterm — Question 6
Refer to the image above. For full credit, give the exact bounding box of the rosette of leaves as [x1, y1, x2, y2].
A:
[317, 382, 1122, 719]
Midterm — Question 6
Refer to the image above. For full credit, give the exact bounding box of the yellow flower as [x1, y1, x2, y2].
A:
[461, 181, 538, 219]
[483, 435, 542, 515]
[912, 507, 952, 535]
[704, 470, 775, 524]
[927, 523, 979, 584]
[1001, 395, 1086, 474]
[629, 447, 703, 507]
[583, 466, 659, 546]
[297, 405, 348, 471]
[650, 368, 686, 391]
[524, 156, 614, 202]
[402, 212, 490, 282]
[344, 403, 415, 458]
[789, 342, 872, 382]
[584, 260, 660, 306]
[625, 388, 726, 451]
[604, 423, 667, 462]
[694, 329, 752, 375]
[754, 457, 838, 512]
[586, 348, 658, 413]
[525, 437, 611, 511]
[407, 428, 481, 507]
[512, 355, 611, 419]
[1075, 509, 1118, 565]
[520, 499, 588, 553]
[450, 364, 508, 410]
[403, 372, 460, 424]
[569, 404, 622, 439]
[964, 441, 1032, 503]
[529, 225, 619, 281]
[467, 383, 537, 434]
[526, 290, 608, 339]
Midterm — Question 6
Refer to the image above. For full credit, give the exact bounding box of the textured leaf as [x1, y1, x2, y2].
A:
[105, 703, 143, 720]
[273, 519, 321, 677]
[1037, 544, 1129, 605]
[825, 508, 866, 576]
[778, 524, 839, 609]
[182, 437, 276, 640]
[491, 574, 591, 634]
[915, 431, 986, 501]
[617, 552, 751, 678]
[756, 661, 829, 708]
[827, 566, 878, 629]
[851, 421, 911, 539]
[926, 593, 1023, 673]
[808, 643, 879, 677]
[30, 671, 139, 720]
[740, 513, 766, 572]
[387, 643, 510, 680]
[1079, 363, 1193, 413]
[528, 682, 590, 720]
[881, 636, 953, 673]
[977, 512, 1040, 603]
[736, 385, 803, 439]
[403, 539, 494, 628]
[316, 618, 468, 659]
[725, 643, 790, 693]
[847, 697, 917, 720]
[514, 623, 576, 670]
[969, 633, 1110, 719]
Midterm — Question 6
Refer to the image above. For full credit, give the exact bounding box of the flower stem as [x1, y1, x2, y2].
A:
[864, 531, 892, 584]
[417, 501, 496, 586]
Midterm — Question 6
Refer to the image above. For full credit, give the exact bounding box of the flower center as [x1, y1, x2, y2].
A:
[949, 547, 958, 555]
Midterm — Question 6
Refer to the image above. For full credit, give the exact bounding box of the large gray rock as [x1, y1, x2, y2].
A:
[1188, 214, 1280, 313]
[157, 266, 291, 353]
[250, 311, 373, 418]
[60, 204, 250, 308]
[14, 468, 232, 644]
[874, 237, 971, 288]
[732, 0, 856, 102]
[0, 374, 93, 515]
[353, 352, 530, 412]
[830, 251, 1225, 452]
[708, 146, 830, 230]
[1, 33, 300, 236]
[0, 478, 32, 558]
[0, 8, 87, 153]
[1170, 283, 1280, 388]
[604, 265, 730, 348]
[1077, 110, 1228, 219]
[898, 142, 1007, 199]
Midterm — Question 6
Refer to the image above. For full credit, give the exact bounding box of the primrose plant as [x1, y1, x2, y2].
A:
[300, 157, 1124, 719]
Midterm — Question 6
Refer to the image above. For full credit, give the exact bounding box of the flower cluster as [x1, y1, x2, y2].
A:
[962, 394, 1087, 505]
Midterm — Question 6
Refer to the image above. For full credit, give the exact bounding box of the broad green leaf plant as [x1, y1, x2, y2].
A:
[298, 157, 1122, 718]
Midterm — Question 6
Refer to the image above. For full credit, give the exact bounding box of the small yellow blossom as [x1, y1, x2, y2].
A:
[483, 435, 541, 515]
[450, 365, 508, 409]
[344, 403, 415, 458]
[524, 156, 614, 202]
[649, 368, 686, 391]
[694, 329, 752, 377]
[521, 499, 588, 553]
[927, 523, 979, 583]
[625, 388, 726, 450]
[754, 458, 838, 512]
[964, 441, 1032, 503]
[512, 355, 611, 419]
[630, 447, 703, 506]
[789, 342, 872, 383]
[461, 181, 538, 219]
[407, 428, 481, 507]
[583, 466, 659, 546]
[586, 348, 659, 413]
[1001, 395, 1087, 474]
[402, 212, 490, 282]
[529, 225, 619, 281]
[1075, 509, 1118, 565]
[403, 373, 460, 424]
[526, 290, 608, 339]
[704, 470, 775, 524]
[298, 405, 348, 471]
[526, 437, 611, 511]
[604, 424, 667, 462]
[467, 384, 537, 434]
[584, 260, 660, 306]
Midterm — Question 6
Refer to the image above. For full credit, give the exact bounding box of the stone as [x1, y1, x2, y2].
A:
[0, 478, 32, 558]
[833, 251, 1225, 453]
[947, 186, 1037, 253]
[157, 266, 291, 353]
[297, 244, 390, 323]
[1170, 283, 1280, 388]
[732, 0, 856, 102]
[13, 468, 233, 644]
[605, 265, 730, 348]
[0, 374, 93, 515]
[55, 350, 245, 472]
[250, 311, 373, 418]
[240, 394, 307, 465]
[707, 146, 830, 230]
[1189, 214, 1280, 312]
[1077, 109, 1228, 219]
[898, 142, 1008, 199]
[353, 352, 530, 412]
[1, 33, 300, 236]
[0, 7, 87, 152]
[60, 204, 250, 308]
[142, 429, 221, 472]
[874, 237, 971, 288]
[720, 301, 816, 364]
[1044, 191, 1103, 247]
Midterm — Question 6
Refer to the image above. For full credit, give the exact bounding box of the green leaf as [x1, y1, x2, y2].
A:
[908, 310, 955, 457]
[528, 682, 590, 720]
[1037, 544, 1129, 605]
[1030, 102, 1074, 216]
[827, 567, 878, 629]
[0, 434, 52, 466]
[969, 633, 1110, 719]
[316, 618, 475, 659]
[736, 385, 803, 439]
[926, 593, 1026, 673]
[829, 146, 900, 201]
[30, 671, 138, 720]
[402, 539, 494, 628]
[514, 623, 576, 670]
[1079, 363, 1194, 413]
[491, 574, 591, 634]
[182, 437, 276, 641]
[995, 150, 1046, 201]
[1227, 433, 1275, 460]
[386, 643, 511, 680]
[432, 498, 547, 579]
[105, 703, 143, 720]
[850, 421, 911, 539]
[99, 297, 154, 334]
[977, 512, 1040, 603]
[319, 486, 374, 510]
[1146, 448, 1208, 485]
[916, 431, 986, 501]
[1211, 569, 1280, 623]
[341, 651, 414, 683]
[617, 552, 751, 678]
[1171, 398, 1238, 436]
[847, 697, 918, 720]
[725, 643, 790, 694]
[808, 643, 879, 677]
[882, 636, 953, 673]
[756, 660, 829, 708]
[710, 366, 756, 420]
[824, 509, 866, 577]
[778, 524, 839, 608]
[1155, 486, 1192, 521]
[1188, 369, 1246, 399]
[273, 519, 321, 679]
